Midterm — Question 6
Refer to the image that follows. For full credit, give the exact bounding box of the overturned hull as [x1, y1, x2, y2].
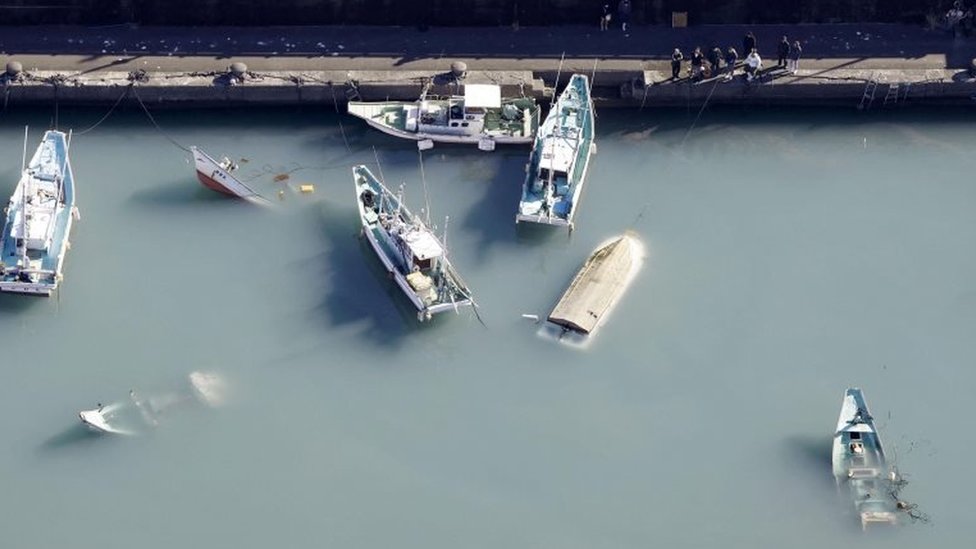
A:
[548, 232, 641, 336]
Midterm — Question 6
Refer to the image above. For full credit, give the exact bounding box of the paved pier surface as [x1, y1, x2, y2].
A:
[2, 23, 976, 107]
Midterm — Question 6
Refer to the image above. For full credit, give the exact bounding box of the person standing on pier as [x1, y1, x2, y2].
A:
[788, 40, 802, 74]
[671, 48, 684, 80]
[777, 36, 790, 67]
[617, 0, 631, 33]
[600, 3, 612, 31]
[725, 47, 738, 80]
[743, 32, 757, 59]
[690, 47, 705, 81]
[708, 46, 722, 77]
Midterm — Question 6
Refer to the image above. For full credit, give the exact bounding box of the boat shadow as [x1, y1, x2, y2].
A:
[309, 203, 421, 347]
[0, 291, 46, 312]
[128, 178, 246, 209]
[37, 424, 107, 453]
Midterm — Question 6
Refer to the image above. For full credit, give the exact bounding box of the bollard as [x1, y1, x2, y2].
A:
[450, 61, 467, 80]
[229, 62, 248, 82]
[6, 61, 23, 79]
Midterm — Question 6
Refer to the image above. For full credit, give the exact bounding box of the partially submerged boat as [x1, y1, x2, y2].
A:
[353, 164, 474, 321]
[79, 371, 227, 436]
[517, 74, 596, 229]
[832, 388, 901, 529]
[0, 128, 78, 296]
[548, 232, 641, 337]
[347, 83, 539, 150]
[190, 146, 267, 203]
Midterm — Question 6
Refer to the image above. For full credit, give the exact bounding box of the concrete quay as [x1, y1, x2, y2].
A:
[2, 23, 976, 109]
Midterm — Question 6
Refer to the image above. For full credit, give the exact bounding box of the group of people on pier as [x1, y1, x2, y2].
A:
[670, 33, 802, 84]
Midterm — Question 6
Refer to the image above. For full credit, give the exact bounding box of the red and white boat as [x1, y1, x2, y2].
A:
[191, 146, 267, 203]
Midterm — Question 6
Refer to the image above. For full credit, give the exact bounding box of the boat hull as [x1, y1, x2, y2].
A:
[190, 146, 266, 203]
[0, 130, 76, 296]
[352, 165, 473, 320]
[517, 74, 595, 228]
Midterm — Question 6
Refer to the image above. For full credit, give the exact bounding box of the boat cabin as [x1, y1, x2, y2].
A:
[414, 84, 502, 136]
[400, 226, 444, 272]
[10, 169, 62, 252]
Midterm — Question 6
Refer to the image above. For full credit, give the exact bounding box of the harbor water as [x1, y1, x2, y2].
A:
[1, 105, 974, 548]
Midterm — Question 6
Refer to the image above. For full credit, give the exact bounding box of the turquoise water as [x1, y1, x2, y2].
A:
[1, 105, 974, 547]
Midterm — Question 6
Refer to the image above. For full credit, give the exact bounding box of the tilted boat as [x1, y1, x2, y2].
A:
[832, 388, 901, 529]
[79, 371, 226, 436]
[516, 74, 595, 229]
[190, 146, 267, 203]
[0, 128, 78, 296]
[347, 83, 539, 150]
[353, 165, 474, 321]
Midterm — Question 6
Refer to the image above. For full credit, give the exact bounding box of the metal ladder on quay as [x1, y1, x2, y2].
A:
[858, 79, 878, 110]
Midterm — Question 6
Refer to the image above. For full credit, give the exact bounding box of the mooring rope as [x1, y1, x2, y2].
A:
[680, 76, 722, 148]
[131, 86, 191, 153]
[331, 84, 351, 152]
[74, 85, 132, 136]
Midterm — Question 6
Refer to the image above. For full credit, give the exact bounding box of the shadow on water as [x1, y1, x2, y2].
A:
[308, 201, 419, 348]
[37, 424, 105, 453]
[0, 291, 45, 313]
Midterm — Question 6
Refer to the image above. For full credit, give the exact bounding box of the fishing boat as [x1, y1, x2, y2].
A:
[0, 128, 78, 296]
[832, 388, 901, 529]
[79, 371, 226, 436]
[346, 83, 539, 150]
[353, 164, 474, 321]
[190, 146, 267, 203]
[516, 73, 595, 229]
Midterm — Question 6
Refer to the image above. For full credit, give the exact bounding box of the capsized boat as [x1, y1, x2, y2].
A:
[0, 128, 78, 296]
[79, 371, 227, 436]
[347, 83, 539, 150]
[516, 74, 595, 229]
[353, 165, 474, 321]
[832, 388, 901, 529]
[548, 232, 641, 336]
[190, 146, 267, 203]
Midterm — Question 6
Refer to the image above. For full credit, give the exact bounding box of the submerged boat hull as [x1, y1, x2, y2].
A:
[191, 146, 267, 203]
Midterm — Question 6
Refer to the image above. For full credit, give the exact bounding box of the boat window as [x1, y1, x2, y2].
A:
[850, 432, 861, 439]
[451, 122, 459, 127]
[466, 107, 486, 115]
[539, 168, 552, 181]
[461, 122, 469, 127]
[414, 257, 432, 271]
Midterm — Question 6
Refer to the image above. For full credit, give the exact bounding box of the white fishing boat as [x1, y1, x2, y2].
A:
[832, 388, 901, 529]
[353, 164, 474, 321]
[79, 371, 227, 436]
[190, 146, 267, 203]
[0, 128, 78, 296]
[347, 83, 539, 150]
[517, 73, 596, 229]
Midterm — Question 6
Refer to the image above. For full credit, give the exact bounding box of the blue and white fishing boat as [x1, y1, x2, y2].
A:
[353, 165, 474, 321]
[0, 128, 78, 296]
[832, 388, 901, 529]
[516, 73, 595, 229]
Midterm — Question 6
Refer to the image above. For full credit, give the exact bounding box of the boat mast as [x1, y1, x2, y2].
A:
[417, 149, 432, 226]
[19, 126, 29, 267]
[551, 52, 565, 109]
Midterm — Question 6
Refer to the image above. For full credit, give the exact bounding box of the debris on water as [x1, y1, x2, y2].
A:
[521, 313, 540, 322]
[338, 44, 345, 50]
[299, 184, 315, 194]
[278, 190, 286, 201]
[273, 173, 290, 182]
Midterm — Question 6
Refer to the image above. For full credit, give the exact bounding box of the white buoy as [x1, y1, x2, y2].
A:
[521, 313, 540, 322]
[418, 139, 434, 151]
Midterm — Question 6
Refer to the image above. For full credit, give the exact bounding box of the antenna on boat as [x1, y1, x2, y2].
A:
[371, 146, 387, 184]
[417, 149, 432, 226]
[551, 52, 565, 108]
[21, 126, 29, 172]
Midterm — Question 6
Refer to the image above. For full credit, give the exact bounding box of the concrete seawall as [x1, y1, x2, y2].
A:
[3, 66, 973, 110]
[2, 23, 975, 110]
